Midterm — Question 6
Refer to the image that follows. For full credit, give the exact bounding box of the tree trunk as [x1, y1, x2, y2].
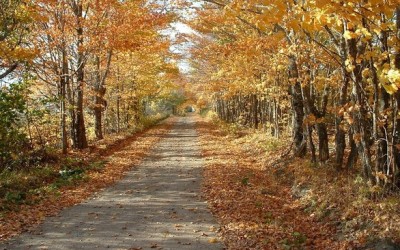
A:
[93, 51, 112, 140]
[273, 100, 280, 138]
[94, 55, 103, 140]
[335, 31, 350, 168]
[392, 6, 400, 187]
[254, 94, 259, 129]
[307, 124, 317, 163]
[347, 27, 372, 180]
[289, 56, 306, 157]
[117, 92, 121, 133]
[73, 1, 87, 149]
[302, 70, 330, 162]
[346, 130, 358, 168]
[60, 45, 68, 154]
[373, 26, 390, 185]
[66, 67, 75, 148]
[317, 123, 329, 162]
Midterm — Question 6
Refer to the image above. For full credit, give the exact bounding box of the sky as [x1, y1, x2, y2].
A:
[168, 22, 198, 73]
[161, 0, 203, 74]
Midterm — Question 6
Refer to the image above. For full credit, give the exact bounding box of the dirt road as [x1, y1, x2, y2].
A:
[1, 116, 223, 250]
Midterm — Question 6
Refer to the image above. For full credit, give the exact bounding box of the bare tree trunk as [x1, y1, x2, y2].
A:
[94, 55, 103, 140]
[346, 129, 358, 168]
[317, 123, 329, 162]
[373, 26, 390, 185]
[94, 50, 112, 140]
[72, 1, 87, 149]
[117, 90, 121, 133]
[289, 56, 306, 157]
[253, 94, 259, 129]
[60, 45, 68, 154]
[57, 10, 69, 154]
[302, 75, 330, 162]
[392, 6, 400, 187]
[273, 99, 280, 138]
[347, 28, 372, 180]
[335, 32, 350, 168]
[307, 124, 317, 163]
[66, 66, 75, 147]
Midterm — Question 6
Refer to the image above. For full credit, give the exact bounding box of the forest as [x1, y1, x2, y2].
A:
[2, 0, 400, 249]
[0, 0, 183, 162]
[190, 0, 400, 187]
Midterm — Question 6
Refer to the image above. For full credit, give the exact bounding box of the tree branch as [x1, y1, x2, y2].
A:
[0, 63, 18, 79]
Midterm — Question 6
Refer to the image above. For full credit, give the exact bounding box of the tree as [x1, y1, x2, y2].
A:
[188, 0, 400, 188]
[0, 0, 36, 80]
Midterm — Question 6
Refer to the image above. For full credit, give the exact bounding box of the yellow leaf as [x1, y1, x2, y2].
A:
[343, 30, 357, 40]
[387, 69, 400, 85]
[362, 68, 370, 78]
[208, 238, 219, 243]
[382, 83, 398, 95]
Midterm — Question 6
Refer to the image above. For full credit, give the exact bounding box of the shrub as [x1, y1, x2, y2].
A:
[0, 83, 28, 169]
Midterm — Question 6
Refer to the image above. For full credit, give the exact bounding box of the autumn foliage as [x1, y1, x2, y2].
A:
[3, 0, 400, 248]
[188, 0, 400, 188]
[0, 0, 182, 159]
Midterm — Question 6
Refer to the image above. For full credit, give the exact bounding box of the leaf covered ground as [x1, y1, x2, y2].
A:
[196, 116, 400, 249]
[0, 118, 175, 241]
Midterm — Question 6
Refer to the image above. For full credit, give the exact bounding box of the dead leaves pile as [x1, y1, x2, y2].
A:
[0, 118, 175, 241]
[196, 117, 341, 249]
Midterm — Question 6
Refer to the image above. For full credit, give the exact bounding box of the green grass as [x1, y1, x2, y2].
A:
[0, 157, 107, 212]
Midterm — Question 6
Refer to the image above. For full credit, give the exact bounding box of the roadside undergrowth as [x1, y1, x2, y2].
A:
[196, 115, 392, 249]
[196, 116, 339, 249]
[0, 117, 175, 241]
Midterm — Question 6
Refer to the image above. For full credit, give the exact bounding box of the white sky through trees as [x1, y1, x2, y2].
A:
[161, 0, 203, 74]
